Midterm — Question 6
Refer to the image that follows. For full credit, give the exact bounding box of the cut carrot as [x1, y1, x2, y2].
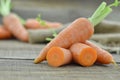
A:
[25, 19, 62, 29]
[70, 43, 97, 67]
[0, 25, 12, 39]
[85, 41, 115, 64]
[46, 46, 72, 67]
[3, 13, 29, 42]
[34, 18, 94, 63]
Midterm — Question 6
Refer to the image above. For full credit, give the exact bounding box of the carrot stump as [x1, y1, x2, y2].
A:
[46, 47, 72, 67]
[70, 43, 97, 67]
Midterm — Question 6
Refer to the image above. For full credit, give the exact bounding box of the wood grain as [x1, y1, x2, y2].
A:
[0, 59, 120, 80]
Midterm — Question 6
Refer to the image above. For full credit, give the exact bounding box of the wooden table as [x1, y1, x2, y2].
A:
[0, 40, 120, 80]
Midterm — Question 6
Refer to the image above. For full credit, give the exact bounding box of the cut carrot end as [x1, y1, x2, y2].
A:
[79, 47, 97, 67]
[46, 47, 72, 67]
[70, 43, 97, 67]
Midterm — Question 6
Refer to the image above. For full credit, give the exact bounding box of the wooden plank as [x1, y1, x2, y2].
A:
[0, 59, 120, 80]
[0, 40, 120, 63]
[0, 40, 45, 59]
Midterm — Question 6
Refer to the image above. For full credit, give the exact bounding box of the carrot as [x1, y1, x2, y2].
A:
[0, 0, 28, 42]
[34, 18, 94, 63]
[70, 43, 97, 67]
[85, 41, 115, 64]
[3, 13, 28, 42]
[46, 46, 72, 67]
[34, 0, 119, 64]
[45, 21, 62, 28]
[25, 19, 62, 29]
[0, 25, 12, 39]
[25, 19, 41, 29]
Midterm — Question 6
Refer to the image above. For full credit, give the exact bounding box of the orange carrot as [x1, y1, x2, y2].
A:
[25, 19, 62, 29]
[45, 21, 62, 28]
[70, 43, 97, 67]
[34, 18, 94, 63]
[3, 13, 29, 42]
[46, 46, 72, 67]
[0, 25, 12, 39]
[85, 41, 115, 64]
[25, 19, 41, 29]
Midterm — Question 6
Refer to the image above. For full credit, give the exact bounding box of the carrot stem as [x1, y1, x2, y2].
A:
[45, 30, 57, 41]
[0, 0, 11, 16]
[36, 14, 47, 26]
[0, 0, 26, 25]
[88, 0, 120, 26]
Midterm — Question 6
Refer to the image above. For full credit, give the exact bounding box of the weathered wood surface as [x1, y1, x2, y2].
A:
[0, 40, 120, 62]
[0, 40, 120, 80]
[0, 40, 45, 59]
[0, 59, 120, 80]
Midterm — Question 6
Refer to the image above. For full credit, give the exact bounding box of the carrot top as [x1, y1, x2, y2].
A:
[46, 30, 57, 41]
[88, 0, 120, 26]
[0, 0, 12, 16]
[36, 14, 47, 26]
[0, 0, 26, 24]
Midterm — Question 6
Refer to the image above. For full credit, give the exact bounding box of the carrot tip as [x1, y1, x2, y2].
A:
[34, 60, 38, 64]
[111, 60, 117, 66]
[34, 58, 43, 64]
[111, 60, 120, 69]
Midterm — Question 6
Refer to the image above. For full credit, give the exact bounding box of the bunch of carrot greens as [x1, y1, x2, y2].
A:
[34, 0, 120, 67]
[0, 0, 62, 41]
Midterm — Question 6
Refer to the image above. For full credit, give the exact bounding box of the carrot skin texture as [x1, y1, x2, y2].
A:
[46, 47, 72, 67]
[70, 43, 97, 67]
[34, 18, 94, 63]
[0, 26, 12, 39]
[3, 13, 28, 42]
[25, 19, 62, 29]
[85, 41, 114, 64]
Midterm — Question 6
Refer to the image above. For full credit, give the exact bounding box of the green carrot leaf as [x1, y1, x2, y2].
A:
[0, 0, 12, 16]
[46, 30, 58, 41]
[109, 0, 120, 7]
[36, 14, 47, 26]
[89, 0, 120, 26]
[46, 38, 53, 41]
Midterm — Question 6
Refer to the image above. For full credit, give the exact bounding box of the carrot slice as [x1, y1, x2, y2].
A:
[70, 43, 97, 67]
[46, 47, 72, 67]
